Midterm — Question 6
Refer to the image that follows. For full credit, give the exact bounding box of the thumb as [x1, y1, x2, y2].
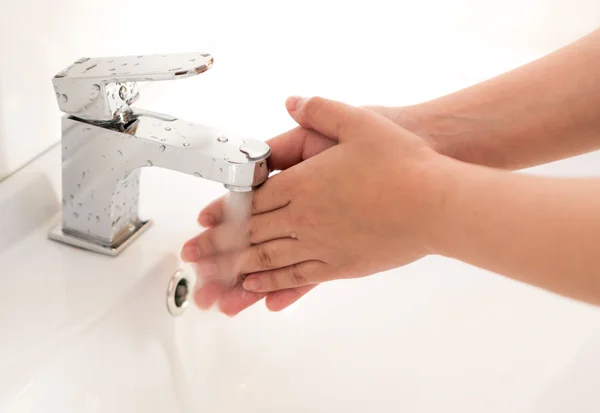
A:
[285, 96, 376, 143]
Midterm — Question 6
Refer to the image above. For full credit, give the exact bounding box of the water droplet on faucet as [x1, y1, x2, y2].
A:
[146, 160, 153, 167]
[92, 84, 100, 91]
[60, 94, 68, 103]
[193, 172, 202, 177]
[159, 145, 166, 152]
[183, 142, 190, 147]
[117, 150, 123, 156]
[73, 212, 79, 219]
[55, 92, 60, 98]
[119, 86, 128, 100]
[96, 216, 100, 223]
[165, 126, 171, 131]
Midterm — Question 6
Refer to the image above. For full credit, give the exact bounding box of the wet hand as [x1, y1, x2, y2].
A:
[184, 96, 445, 314]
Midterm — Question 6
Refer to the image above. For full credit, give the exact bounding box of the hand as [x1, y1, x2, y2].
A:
[183, 104, 421, 316]
[184, 96, 446, 314]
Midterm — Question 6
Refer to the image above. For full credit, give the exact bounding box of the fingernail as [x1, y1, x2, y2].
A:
[243, 277, 262, 291]
[198, 214, 214, 228]
[285, 96, 305, 113]
[181, 245, 200, 262]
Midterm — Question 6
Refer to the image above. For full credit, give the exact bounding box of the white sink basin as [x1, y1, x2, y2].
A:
[3, 145, 600, 413]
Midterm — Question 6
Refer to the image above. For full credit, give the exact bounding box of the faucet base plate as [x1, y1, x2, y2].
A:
[48, 219, 153, 257]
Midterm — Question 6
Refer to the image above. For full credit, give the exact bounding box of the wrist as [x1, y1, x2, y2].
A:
[413, 153, 466, 258]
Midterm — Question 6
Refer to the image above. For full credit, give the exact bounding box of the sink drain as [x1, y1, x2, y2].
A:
[167, 268, 194, 316]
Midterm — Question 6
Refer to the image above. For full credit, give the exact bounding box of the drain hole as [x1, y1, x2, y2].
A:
[174, 278, 189, 308]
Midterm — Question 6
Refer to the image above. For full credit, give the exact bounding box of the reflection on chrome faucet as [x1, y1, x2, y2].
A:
[48, 53, 270, 256]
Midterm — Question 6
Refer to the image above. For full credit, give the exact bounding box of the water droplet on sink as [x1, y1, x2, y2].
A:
[159, 145, 166, 152]
[164, 126, 171, 131]
[117, 150, 123, 156]
[146, 160, 153, 167]
[60, 94, 68, 103]
[92, 84, 100, 91]
[73, 212, 79, 219]
[189, 58, 196, 62]
[193, 172, 202, 177]
[183, 142, 190, 147]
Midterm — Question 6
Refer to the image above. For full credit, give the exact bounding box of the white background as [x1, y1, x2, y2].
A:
[1, 0, 599, 181]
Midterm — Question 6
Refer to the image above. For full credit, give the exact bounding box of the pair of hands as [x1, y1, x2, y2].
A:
[181, 96, 447, 316]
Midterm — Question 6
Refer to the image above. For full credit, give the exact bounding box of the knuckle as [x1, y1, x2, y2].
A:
[302, 96, 326, 121]
[289, 264, 308, 286]
[295, 213, 316, 229]
[268, 272, 280, 290]
[250, 192, 259, 214]
[256, 243, 274, 268]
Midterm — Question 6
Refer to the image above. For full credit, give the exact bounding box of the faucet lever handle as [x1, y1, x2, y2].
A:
[52, 53, 214, 122]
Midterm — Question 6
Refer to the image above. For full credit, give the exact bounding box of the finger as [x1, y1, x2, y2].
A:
[197, 190, 251, 229]
[265, 284, 318, 312]
[194, 279, 229, 310]
[285, 96, 374, 143]
[197, 196, 226, 228]
[240, 239, 312, 275]
[181, 222, 250, 263]
[243, 261, 334, 292]
[193, 249, 249, 283]
[217, 285, 267, 317]
[249, 207, 294, 244]
[266, 126, 337, 171]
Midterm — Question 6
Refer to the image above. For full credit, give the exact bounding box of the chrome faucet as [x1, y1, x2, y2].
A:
[48, 53, 270, 256]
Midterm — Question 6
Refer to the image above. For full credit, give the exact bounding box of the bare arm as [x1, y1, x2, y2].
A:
[430, 158, 600, 305]
[385, 28, 600, 170]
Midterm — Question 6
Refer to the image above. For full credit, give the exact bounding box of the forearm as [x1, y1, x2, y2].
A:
[428, 158, 600, 305]
[400, 28, 600, 170]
